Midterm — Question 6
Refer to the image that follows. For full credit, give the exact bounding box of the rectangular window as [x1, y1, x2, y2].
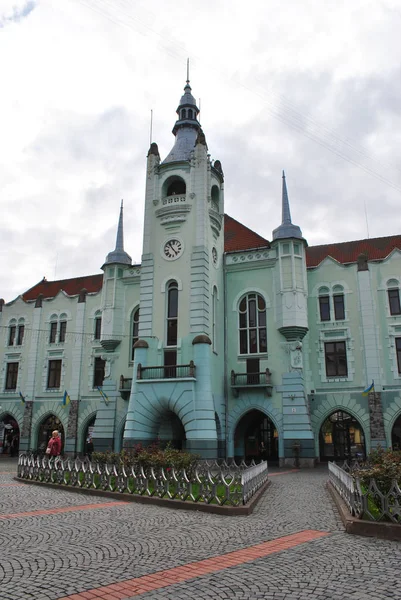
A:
[47, 360, 62, 389]
[319, 296, 330, 321]
[333, 294, 345, 320]
[93, 357, 106, 388]
[388, 289, 401, 315]
[164, 350, 177, 378]
[325, 342, 347, 377]
[8, 326, 16, 346]
[47, 359, 62, 389]
[17, 325, 24, 346]
[5, 362, 18, 390]
[59, 321, 67, 343]
[94, 317, 102, 340]
[49, 322, 57, 344]
[396, 338, 401, 374]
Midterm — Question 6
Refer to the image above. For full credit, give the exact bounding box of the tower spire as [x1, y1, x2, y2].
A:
[272, 171, 303, 240]
[104, 201, 132, 265]
[162, 67, 202, 164]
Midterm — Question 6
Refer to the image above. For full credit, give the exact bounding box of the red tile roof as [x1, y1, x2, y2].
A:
[18, 223, 401, 302]
[22, 274, 103, 302]
[224, 214, 270, 252]
[306, 235, 401, 268]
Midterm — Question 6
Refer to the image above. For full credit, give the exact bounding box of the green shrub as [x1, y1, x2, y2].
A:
[91, 441, 199, 474]
[352, 447, 401, 493]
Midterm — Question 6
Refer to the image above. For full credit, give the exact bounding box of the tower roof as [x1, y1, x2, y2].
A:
[162, 72, 202, 164]
[104, 201, 132, 266]
[272, 171, 303, 241]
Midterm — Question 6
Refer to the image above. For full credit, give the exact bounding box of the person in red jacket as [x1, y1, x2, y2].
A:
[46, 430, 62, 457]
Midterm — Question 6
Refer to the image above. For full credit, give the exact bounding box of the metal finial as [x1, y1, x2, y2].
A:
[186, 58, 190, 84]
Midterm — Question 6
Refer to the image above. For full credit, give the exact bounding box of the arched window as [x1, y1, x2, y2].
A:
[166, 281, 178, 346]
[165, 176, 186, 197]
[239, 294, 267, 354]
[8, 319, 16, 346]
[94, 311, 102, 340]
[49, 314, 68, 344]
[318, 285, 345, 322]
[188, 109, 193, 119]
[181, 109, 186, 119]
[387, 279, 401, 315]
[211, 185, 220, 211]
[131, 308, 140, 362]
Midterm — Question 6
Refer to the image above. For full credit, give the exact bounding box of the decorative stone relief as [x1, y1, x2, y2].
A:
[66, 399, 79, 439]
[290, 341, 303, 371]
[21, 401, 33, 438]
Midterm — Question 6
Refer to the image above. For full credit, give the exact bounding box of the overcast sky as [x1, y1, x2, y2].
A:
[1, 0, 401, 302]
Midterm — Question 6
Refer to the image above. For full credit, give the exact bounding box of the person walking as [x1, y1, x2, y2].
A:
[46, 430, 62, 457]
[86, 437, 94, 461]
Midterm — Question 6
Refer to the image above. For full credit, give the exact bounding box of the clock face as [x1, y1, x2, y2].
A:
[163, 239, 183, 260]
[212, 247, 218, 265]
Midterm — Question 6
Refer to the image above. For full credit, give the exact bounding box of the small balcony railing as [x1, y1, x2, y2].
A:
[137, 361, 196, 380]
[119, 376, 132, 391]
[162, 194, 186, 205]
[231, 368, 273, 397]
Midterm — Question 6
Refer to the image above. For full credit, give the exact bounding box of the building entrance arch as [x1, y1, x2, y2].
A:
[37, 414, 65, 455]
[0, 413, 20, 456]
[234, 409, 278, 462]
[157, 410, 186, 450]
[391, 414, 401, 450]
[319, 410, 365, 461]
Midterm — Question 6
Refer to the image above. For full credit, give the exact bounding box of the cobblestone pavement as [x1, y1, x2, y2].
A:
[0, 458, 400, 600]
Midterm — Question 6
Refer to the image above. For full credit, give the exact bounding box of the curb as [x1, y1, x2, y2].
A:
[327, 481, 401, 541]
[14, 476, 271, 516]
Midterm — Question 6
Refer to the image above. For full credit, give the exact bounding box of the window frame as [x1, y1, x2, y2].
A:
[324, 341, 348, 377]
[333, 294, 345, 320]
[238, 293, 267, 356]
[47, 359, 62, 389]
[131, 308, 140, 362]
[396, 338, 401, 374]
[166, 281, 178, 347]
[49, 322, 57, 344]
[5, 362, 18, 391]
[319, 296, 331, 321]
[388, 288, 401, 316]
[59, 320, 67, 343]
[8, 325, 16, 347]
[93, 356, 106, 388]
[94, 316, 102, 340]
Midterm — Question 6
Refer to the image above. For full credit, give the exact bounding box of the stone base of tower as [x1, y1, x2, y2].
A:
[280, 438, 317, 468]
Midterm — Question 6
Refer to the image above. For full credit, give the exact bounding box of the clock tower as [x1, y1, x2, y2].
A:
[124, 76, 225, 457]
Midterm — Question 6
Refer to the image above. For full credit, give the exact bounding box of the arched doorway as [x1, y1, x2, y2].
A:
[319, 410, 365, 461]
[234, 410, 278, 462]
[0, 414, 20, 456]
[157, 411, 186, 450]
[391, 414, 401, 450]
[37, 415, 65, 454]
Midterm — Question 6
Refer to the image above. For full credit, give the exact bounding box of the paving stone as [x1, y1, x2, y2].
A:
[0, 462, 400, 599]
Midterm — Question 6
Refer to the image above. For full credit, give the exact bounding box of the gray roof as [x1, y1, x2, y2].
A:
[272, 171, 303, 241]
[162, 80, 201, 165]
[105, 201, 132, 265]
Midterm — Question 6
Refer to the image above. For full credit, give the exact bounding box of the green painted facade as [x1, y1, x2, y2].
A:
[1, 79, 401, 465]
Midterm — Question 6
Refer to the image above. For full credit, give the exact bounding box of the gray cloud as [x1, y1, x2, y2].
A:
[0, 1, 36, 28]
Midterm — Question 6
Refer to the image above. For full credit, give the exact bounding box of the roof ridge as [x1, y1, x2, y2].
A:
[308, 233, 401, 251]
